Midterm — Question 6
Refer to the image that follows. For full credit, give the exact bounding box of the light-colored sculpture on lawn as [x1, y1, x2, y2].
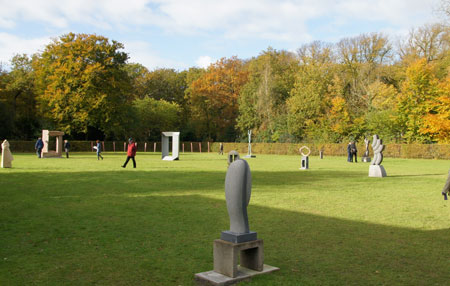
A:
[161, 132, 180, 161]
[442, 170, 450, 200]
[362, 137, 371, 162]
[299, 146, 310, 170]
[41, 130, 65, 158]
[369, 134, 386, 177]
[244, 130, 256, 158]
[1, 140, 13, 168]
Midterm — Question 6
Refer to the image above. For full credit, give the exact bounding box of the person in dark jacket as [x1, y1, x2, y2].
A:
[35, 137, 44, 158]
[347, 142, 352, 162]
[350, 141, 358, 163]
[122, 138, 137, 168]
[64, 140, 70, 158]
[96, 140, 103, 160]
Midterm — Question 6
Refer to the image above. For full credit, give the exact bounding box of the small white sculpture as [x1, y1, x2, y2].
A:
[1, 139, 14, 168]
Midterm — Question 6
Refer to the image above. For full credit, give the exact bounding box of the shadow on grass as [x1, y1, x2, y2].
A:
[1, 170, 449, 285]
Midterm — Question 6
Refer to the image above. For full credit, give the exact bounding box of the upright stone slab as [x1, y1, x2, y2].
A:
[161, 132, 180, 161]
[369, 134, 386, 177]
[1, 140, 13, 168]
[41, 130, 64, 158]
[195, 159, 279, 285]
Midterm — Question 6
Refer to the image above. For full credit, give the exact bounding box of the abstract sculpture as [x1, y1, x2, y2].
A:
[362, 137, 371, 162]
[369, 134, 386, 177]
[442, 170, 450, 200]
[41, 130, 64, 158]
[299, 146, 310, 170]
[1, 140, 13, 168]
[221, 159, 256, 242]
[161, 132, 180, 161]
[194, 159, 279, 284]
[227, 150, 240, 166]
[244, 130, 256, 158]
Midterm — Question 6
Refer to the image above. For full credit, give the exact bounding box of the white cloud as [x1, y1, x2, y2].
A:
[0, 32, 50, 64]
[195, 56, 213, 69]
[124, 40, 187, 70]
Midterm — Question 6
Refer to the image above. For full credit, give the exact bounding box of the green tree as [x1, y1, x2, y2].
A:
[132, 97, 181, 141]
[237, 48, 298, 142]
[33, 33, 133, 139]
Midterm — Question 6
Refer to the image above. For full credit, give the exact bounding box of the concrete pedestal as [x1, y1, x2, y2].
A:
[195, 239, 279, 285]
[362, 156, 371, 163]
[244, 155, 256, 158]
[369, 165, 387, 177]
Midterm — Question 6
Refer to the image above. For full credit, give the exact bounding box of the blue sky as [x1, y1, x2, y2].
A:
[0, 0, 441, 70]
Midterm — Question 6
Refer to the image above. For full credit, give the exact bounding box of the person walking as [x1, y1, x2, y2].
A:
[64, 140, 70, 158]
[122, 138, 137, 168]
[96, 140, 103, 160]
[35, 137, 44, 158]
[350, 141, 358, 163]
[219, 142, 224, 155]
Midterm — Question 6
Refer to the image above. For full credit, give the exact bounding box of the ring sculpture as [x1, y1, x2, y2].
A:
[299, 146, 311, 157]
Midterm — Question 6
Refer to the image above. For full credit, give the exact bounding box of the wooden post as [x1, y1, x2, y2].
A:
[124, 142, 126, 152]
[90, 141, 93, 152]
[208, 141, 210, 153]
[182, 143, 185, 153]
[102, 141, 105, 152]
[199, 142, 202, 153]
[154, 142, 156, 152]
[113, 141, 116, 152]
[190, 142, 193, 152]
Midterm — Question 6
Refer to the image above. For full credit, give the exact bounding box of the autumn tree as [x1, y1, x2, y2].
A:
[187, 57, 248, 141]
[33, 33, 132, 139]
[237, 48, 298, 142]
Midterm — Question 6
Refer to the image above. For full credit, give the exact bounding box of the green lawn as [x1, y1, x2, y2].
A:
[1, 152, 449, 285]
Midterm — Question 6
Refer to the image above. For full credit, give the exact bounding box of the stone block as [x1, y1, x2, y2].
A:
[195, 264, 279, 286]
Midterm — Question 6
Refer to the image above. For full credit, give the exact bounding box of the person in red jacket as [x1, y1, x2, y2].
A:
[122, 138, 137, 168]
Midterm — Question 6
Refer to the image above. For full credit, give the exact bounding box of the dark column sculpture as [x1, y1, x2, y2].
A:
[221, 159, 257, 243]
[442, 170, 450, 200]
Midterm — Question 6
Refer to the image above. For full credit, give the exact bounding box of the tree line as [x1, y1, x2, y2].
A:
[0, 22, 449, 143]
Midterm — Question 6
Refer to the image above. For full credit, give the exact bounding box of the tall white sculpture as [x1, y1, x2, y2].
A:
[1, 140, 13, 168]
[161, 132, 180, 161]
[369, 134, 386, 177]
[244, 130, 256, 158]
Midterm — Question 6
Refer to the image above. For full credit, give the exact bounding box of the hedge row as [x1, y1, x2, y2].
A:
[5, 141, 450, 159]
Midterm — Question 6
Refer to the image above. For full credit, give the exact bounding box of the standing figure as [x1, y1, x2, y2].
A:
[219, 143, 224, 155]
[1, 139, 13, 168]
[347, 142, 352, 162]
[35, 137, 44, 158]
[350, 141, 358, 163]
[442, 170, 450, 200]
[64, 140, 70, 158]
[122, 138, 137, 168]
[96, 140, 103, 160]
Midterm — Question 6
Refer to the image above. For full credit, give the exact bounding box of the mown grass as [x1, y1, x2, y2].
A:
[1, 152, 449, 285]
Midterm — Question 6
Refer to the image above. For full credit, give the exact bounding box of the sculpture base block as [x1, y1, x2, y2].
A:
[162, 156, 179, 161]
[369, 165, 387, 177]
[244, 155, 256, 158]
[195, 264, 279, 286]
[221, 231, 257, 243]
[362, 157, 371, 163]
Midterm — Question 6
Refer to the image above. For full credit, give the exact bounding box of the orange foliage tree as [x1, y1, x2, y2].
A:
[186, 57, 248, 140]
